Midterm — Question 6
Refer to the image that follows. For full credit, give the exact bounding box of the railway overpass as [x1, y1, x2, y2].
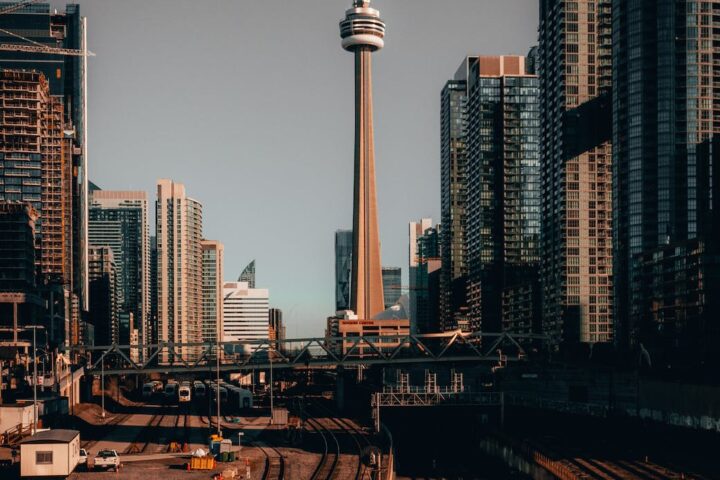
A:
[62, 330, 547, 375]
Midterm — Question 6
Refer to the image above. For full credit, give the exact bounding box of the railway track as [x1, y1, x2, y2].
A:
[306, 415, 339, 480]
[304, 399, 377, 480]
[256, 442, 285, 480]
[81, 412, 133, 450]
[124, 413, 165, 454]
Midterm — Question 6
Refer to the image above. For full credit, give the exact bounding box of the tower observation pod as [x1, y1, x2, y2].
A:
[339, 0, 386, 320]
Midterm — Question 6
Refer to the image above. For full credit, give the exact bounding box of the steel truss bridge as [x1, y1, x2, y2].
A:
[63, 331, 547, 375]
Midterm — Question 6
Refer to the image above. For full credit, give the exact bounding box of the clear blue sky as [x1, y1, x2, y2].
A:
[66, 0, 538, 338]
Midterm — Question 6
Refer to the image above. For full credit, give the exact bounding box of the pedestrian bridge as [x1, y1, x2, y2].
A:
[64, 331, 547, 375]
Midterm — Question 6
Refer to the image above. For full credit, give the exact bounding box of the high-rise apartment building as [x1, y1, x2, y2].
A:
[222, 281, 270, 348]
[0, 3, 90, 313]
[155, 179, 203, 362]
[409, 218, 433, 329]
[465, 56, 541, 336]
[440, 58, 472, 334]
[201, 240, 224, 344]
[88, 246, 118, 346]
[613, 1, 720, 358]
[335, 229, 353, 311]
[0, 69, 72, 286]
[382, 267, 402, 309]
[539, 0, 613, 344]
[239, 260, 256, 288]
[89, 190, 150, 349]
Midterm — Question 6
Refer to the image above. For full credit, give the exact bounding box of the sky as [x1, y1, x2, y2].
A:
[59, 0, 538, 338]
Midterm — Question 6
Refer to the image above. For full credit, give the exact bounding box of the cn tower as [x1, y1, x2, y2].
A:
[340, 0, 386, 320]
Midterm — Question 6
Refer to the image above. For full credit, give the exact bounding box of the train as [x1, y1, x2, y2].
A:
[193, 381, 206, 399]
[224, 384, 253, 410]
[141, 381, 163, 398]
[164, 380, 179, 401]
[178, 381, 192, 402]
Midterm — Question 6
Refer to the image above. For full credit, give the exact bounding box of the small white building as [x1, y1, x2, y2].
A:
[20, 429, 80, 478]
[0, 403, 34, 434]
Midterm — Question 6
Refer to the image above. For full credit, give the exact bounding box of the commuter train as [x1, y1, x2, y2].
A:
[141, 381, 163, 398]
[164, 381, 179, 401]
[178, 381, 192, 402]
[193, 381, 206, 399]
[224, 384, 253, 410]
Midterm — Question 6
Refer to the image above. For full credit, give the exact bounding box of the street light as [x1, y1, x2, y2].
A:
[25, 325, 44, 434]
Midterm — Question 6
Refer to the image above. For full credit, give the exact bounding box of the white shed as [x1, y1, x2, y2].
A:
[20, 429, 80, 478]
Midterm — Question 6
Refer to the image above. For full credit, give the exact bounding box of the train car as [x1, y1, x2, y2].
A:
[164, 381, 178, 401]
[226, 385, 253, 410]
[193, 381, 206, 399]
[178, 382, 192, 403]
[142, 382, 156, 398]
[211, 386, 228, 404]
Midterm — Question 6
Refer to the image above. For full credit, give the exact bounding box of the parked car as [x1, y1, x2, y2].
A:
[93, 449, 121, 472]
[78, 448, 88, 469]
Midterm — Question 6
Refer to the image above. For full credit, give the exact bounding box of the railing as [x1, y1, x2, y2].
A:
[62, 331, 547, 375]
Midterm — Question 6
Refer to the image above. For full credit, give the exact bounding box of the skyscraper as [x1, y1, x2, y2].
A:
[155, 179, 203, 362]
[0, 69, 72, 287]
[613, 0, 720, 358]
[440, 60, 472, 335]
[539, 0, 613, 344]
[222, 281, 270, 348]
[88, 246, 118, 346]
[0, 203, 44, 349]
[0, 3, 90, 313]
[409, 218, 433, 329]
[382, 267, 402, 308]
[335, 229, 353, 311]
[201, 240, 224, 344]
[239, 260, 256, 288]
[340, 0, 386, 320]
[465, 55, 541, 336]
[89, 190, 150, 350]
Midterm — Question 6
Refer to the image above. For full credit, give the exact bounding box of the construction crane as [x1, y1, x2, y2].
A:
[0, 0, 94, 57]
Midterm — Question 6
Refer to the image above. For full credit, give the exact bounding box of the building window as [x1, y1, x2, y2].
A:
[36, 451, 53, 464]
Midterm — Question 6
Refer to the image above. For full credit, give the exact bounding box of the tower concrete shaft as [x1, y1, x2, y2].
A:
[351, 47, 384, 319]
[340, 0, 386, 319]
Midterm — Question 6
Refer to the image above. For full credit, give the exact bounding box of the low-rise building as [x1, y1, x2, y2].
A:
[19, 429, 80, 478]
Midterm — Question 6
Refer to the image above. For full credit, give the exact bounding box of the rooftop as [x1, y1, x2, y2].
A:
[20, 429, 79, 444]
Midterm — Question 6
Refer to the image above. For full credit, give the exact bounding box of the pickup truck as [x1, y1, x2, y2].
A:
[78, 448, 88, 470]
[93, 449, 121, 472]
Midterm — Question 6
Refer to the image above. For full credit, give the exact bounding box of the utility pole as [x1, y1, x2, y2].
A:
[101, 354, 105, 419]
[269, 344, 274, 424]
[32, 326, 38, 433]
[216, 340, 221, 436]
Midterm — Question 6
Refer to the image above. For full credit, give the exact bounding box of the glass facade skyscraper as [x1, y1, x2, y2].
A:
[335, 229, 353, 311]
[89, 190, 150, 350]
[440, 59, 472, 333]
[0, 3, 89, 312]
[539, 0, 614, 344]
[382, 267, 402, 309]
[465, 56, 541, 335]
[613, 0, 720, 358]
